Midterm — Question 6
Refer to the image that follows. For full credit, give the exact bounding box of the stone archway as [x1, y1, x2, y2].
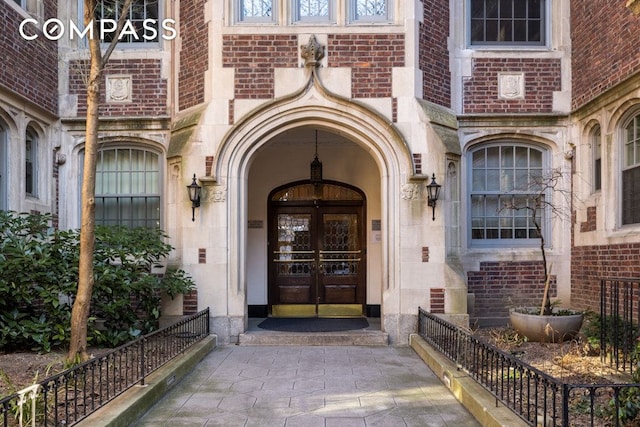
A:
[208, 71, 415, 343]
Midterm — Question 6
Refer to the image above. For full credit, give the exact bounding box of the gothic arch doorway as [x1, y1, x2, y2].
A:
[268, 181, 366, 317]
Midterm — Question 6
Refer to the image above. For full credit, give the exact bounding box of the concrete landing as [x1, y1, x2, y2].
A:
[238, 318, 389, 346]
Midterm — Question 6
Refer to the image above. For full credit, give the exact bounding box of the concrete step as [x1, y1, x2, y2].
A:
[238, 330, 389, 346]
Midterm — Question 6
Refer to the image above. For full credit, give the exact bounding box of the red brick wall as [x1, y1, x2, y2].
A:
[430, 288, 445, 314]
[468, 261, 557, 320]
[222, 35, 298, 99]
[0, 1, 58, 115]
[571, 1, 640, 110]
[183, 290, 198, 315]
[70, 59, 168, 116]
[179, 0, 208, 111]
[463, 58, 561, 114]
[328, 34, 405, 98]
[419, 0, 450, 107]
[571, 243, 640, 313]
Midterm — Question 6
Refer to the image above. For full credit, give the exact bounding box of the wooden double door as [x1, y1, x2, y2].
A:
[269, 198, 366, 318]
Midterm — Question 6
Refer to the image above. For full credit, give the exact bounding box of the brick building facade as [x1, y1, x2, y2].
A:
[1, 0, 639, 342]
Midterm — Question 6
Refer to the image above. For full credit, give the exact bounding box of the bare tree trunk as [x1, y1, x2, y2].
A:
[533, 208, 552, 315]
[67, 0, 134, 363]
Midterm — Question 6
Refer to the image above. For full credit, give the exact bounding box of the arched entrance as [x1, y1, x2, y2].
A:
[268, 181, 366, 317]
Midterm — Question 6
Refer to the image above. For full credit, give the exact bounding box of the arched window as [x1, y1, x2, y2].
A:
[468, 142, 548, 246]
[623, 113, 640, 225]
[591, 125, 602, 192]
[25, 127, 37, 197]
[83, 147, 161, 228]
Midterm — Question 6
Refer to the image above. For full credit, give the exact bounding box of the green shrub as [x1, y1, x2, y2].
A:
[0, 211, 196, 351]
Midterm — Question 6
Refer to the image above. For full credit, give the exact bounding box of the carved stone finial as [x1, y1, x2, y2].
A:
[300, 35, 325, 68]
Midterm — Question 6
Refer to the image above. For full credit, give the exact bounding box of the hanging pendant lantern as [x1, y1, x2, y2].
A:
[310, 130, 323, 186]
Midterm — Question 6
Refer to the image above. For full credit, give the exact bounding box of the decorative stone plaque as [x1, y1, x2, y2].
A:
[206, 186, 227, 203]
[498, 73, 525, 100]
[106, 75, 132, 103]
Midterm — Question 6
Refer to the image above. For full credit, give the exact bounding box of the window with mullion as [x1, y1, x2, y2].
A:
[95, 0, 160, 43]
[294, 0, 333, 22]
[470, 143, 546, 246]
[623, 114, 640, 225]
[351, 0, 390, 22]
[470, 0, 544, 46]
[89, 147, 161, 228]
[239, 0, 274, 22]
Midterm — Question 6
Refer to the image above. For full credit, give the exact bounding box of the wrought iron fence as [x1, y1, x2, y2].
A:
[418, 307, 640, 426]
[0, 308, 209, 427]
[600, 278, 640, 373]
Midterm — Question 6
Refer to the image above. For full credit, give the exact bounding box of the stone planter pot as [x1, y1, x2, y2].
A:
[509, 309, 584, 343]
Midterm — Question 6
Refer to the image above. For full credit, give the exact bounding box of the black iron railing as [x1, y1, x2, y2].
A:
[0, 308, 209, 427]
[418, 307, 640, 427]
[600, 278, 640, 373]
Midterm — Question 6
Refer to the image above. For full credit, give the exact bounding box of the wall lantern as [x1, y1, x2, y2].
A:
[426, 173, 441, 221]
[310, 130, 323, 187]
[187, 174, 201, 222]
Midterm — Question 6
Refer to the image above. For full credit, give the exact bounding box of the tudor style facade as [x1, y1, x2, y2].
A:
[1, 0, 639, 344]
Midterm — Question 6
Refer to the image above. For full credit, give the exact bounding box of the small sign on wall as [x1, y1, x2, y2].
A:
[371, 219, 381, 243]
[248, 220, 263, 229]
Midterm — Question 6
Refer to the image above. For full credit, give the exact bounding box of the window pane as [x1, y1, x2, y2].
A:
[501, 146, 513, 167]
[500, 0, 512, 18]
[471, 20, 484, 41]
[486, 169, 500, 191]
[499, 20, 512, 41]
[528, 0, 541, 18]
[486, 147, 500, 167]
[355, 0, 387, 18]
[501, 169, 514, 191]
[486, 0, 499, 18]
[299, 0, 329, 17]
[514, 20, 527, 41]
[471, 0, 484, 16]
[472, 169, 486, 191]
[515, 146, 528, 167]
[528, 20, 541, 42]
[242, 0, 272, 17]
[473, 149, 486, 168]
[102, 150, 116, 171]
[485, 20, 498, 41]
[25, 130, 35, 195]
[515, 169, 529, 190]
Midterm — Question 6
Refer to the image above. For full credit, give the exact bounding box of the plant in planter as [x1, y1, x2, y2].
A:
[501, 168, 584, 342]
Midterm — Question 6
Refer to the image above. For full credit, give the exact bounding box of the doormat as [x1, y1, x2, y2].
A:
[257, 317, 369, 332]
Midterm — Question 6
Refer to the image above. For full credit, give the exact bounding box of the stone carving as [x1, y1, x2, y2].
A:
[205, 186, 227, 203]
[300, 35, 325, 68]
[401, 183, 421, 201]
[106, 75, 132, 103]
[498, 73, 525, 100]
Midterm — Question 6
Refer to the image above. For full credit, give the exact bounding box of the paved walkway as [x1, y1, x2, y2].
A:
[134, 345, 480, 427]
